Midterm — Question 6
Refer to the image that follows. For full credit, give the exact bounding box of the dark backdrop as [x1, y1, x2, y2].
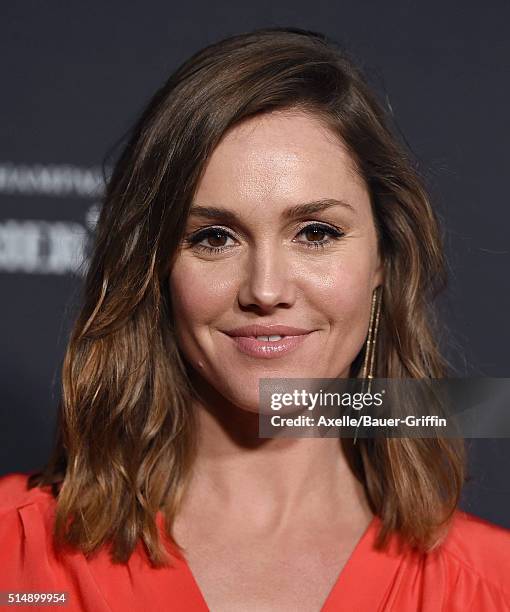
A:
[1, 1, 509, 528]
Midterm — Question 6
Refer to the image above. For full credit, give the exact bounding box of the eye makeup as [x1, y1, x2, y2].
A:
[184, 222, 345, 255]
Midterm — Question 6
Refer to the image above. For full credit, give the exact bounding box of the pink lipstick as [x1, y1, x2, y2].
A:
[223, 324, 314, 359]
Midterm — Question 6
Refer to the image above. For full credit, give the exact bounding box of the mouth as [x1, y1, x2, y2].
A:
[222, 331, 314, 359]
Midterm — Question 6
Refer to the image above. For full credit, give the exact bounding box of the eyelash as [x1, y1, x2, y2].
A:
[185, 223, 345, 254]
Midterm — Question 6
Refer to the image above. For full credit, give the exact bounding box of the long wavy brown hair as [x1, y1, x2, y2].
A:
[29, 26, 465, 566]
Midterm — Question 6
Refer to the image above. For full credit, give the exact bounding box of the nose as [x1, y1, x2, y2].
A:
[237, 243, 296, 312]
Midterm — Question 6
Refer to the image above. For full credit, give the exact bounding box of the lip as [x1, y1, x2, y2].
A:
[221, 325, 315, 359]
[224, 324, 313, 337]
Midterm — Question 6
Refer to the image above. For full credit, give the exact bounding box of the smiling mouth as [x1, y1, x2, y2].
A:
[223, 331, 314, 359]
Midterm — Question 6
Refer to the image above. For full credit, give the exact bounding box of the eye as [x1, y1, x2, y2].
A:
[185, 227, 236, 254]
[294, 223, 344, 249]
[185, 222, 345, 255]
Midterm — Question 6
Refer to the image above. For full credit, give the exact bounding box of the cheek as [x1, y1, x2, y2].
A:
[303, 254, 374, 350]
[306, 247, 373, 309]
[320, 273, 370, 323]
[169, 258, 235, 330]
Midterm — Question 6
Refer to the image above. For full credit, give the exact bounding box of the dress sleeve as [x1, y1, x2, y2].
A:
[438, 510, 510, 611]
[0, 473, 61, 592]
[0, 502, 25, 587]
[0, 473, 113, 612]
[439, 558, 510, 611]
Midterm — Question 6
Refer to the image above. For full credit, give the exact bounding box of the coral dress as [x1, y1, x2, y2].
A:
[1, 472, 509, 611]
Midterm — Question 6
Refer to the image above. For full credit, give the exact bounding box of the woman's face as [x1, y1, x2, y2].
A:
[169, 110, 383, 413]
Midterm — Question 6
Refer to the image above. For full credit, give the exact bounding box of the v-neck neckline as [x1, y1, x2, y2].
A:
[157, 513, 405, 611]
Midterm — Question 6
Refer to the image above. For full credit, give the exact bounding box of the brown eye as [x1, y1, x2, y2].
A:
[186, 227, 236, 253]
[206, 231, 228, 247]
[303, 227, 326, 242]
[294, 223, 344, 249]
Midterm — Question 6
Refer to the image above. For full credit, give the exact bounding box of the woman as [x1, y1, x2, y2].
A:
[1, 27, 509, 611]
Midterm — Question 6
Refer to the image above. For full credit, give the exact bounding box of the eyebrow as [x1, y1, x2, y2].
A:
[189, 198, 357, 224]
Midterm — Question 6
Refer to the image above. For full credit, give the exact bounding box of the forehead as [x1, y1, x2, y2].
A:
[193, 110, 370, 217]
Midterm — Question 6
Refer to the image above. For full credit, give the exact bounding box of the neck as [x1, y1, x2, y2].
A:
[180, 370, 372, 531]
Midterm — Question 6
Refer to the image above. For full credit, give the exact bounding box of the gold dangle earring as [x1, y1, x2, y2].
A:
[361, 285, 383, 392]
[354, 285, 382, 445]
